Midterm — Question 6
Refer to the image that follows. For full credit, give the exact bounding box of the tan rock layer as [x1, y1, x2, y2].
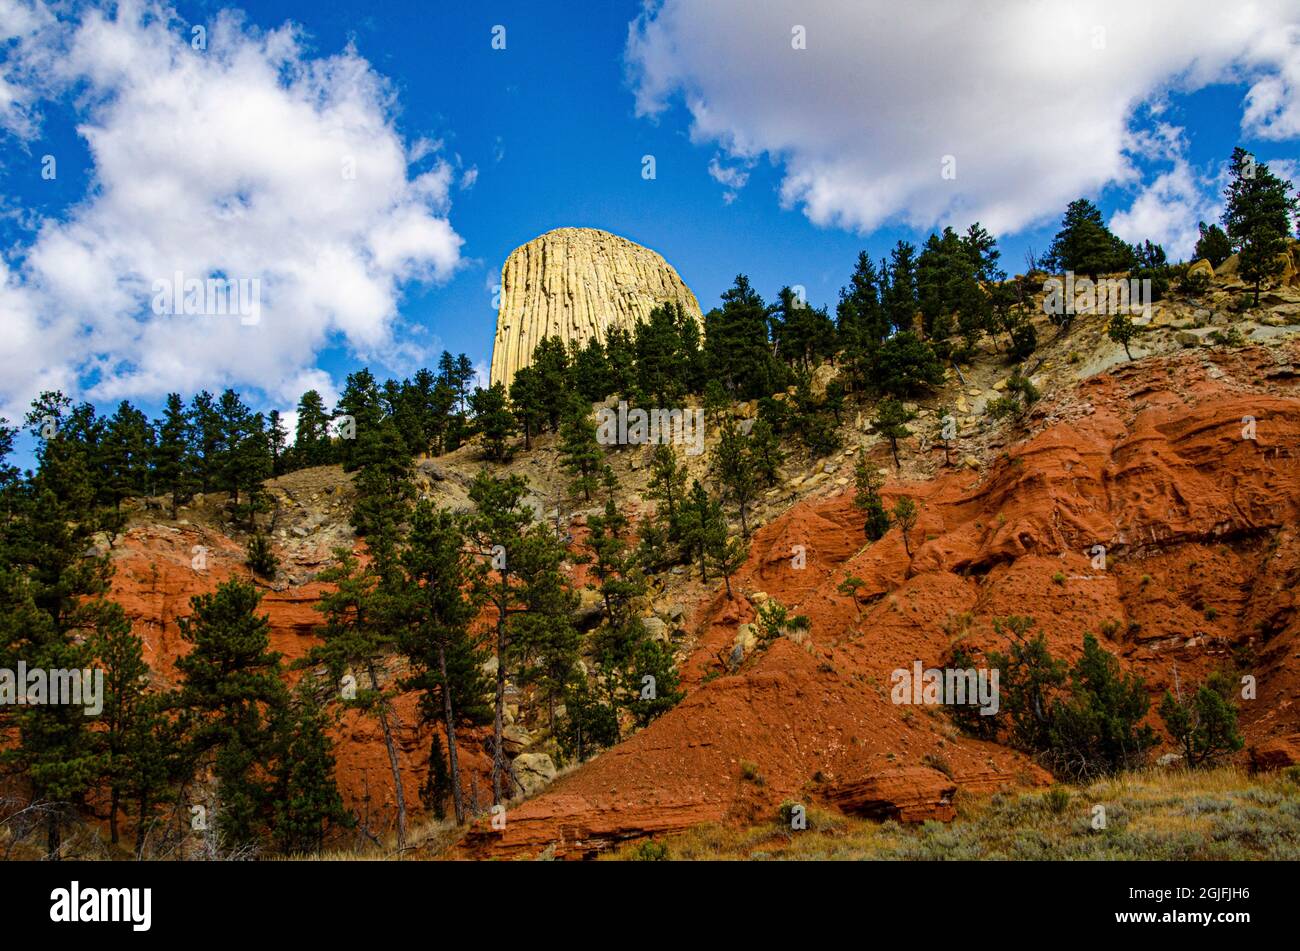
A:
[489, 227, 702, 389]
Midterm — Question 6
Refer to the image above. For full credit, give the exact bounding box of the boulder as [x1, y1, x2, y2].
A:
[511, 752, 558, 798]
[1187, 258, 1215, 282]
[503, 724, 531, 756]
[1249, 733, 1300, 772]
[827, 766, 958, 823]
[642, 616, 669, 642]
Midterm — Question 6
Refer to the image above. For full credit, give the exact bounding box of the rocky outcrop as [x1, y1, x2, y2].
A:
[827, 767, 958, 823]
[1250, 733, 1300, 771]
[489, 227, 702, 388]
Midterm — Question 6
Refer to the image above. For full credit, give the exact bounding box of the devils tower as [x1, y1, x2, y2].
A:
[489, 227, 703, 388]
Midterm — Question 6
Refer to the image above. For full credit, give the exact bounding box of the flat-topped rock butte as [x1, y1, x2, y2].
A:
[489, 227, 702, 389]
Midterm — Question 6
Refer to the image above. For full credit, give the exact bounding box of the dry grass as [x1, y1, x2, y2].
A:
[602, 766, 1300, 861]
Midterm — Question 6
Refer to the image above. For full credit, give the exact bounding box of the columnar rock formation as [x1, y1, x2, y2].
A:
[489, 227, 703, 388]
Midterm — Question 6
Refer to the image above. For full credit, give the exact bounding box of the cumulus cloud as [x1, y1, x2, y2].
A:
[707, 153, 751, 204]
[0, 0, 464, 418]
[626, 0, 1300, 237]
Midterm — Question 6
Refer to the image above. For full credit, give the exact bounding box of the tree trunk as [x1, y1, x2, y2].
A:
[436, 642, 465, 825]
[46, 810, 60, 860]
[110, 785, 120, 844]
[135, 792, 150, 858]
[492, 591, 507, 806]
[368, 664, 406, 853]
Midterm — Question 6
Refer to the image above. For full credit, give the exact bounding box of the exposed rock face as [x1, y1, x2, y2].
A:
[489, 227, 702, 388]
[828, 767, 958, 823]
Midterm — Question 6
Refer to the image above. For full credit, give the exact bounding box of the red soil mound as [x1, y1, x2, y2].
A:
[464, 343, 1300, 858]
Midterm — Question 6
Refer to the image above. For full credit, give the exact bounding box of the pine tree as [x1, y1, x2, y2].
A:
[102, 401, 155, 513]
[469, 382, 517, 462]
[646, 444, 688, 541]
[678, 479, 726, 582]
[466, 472, 536, 805]
[188, 391, 223, 494]
[89, 603, 151, 845]
[1194, 221, 1233, 268]
[267, 410, 289, 476]
[704, 275, 780, 399]
[306, 549, 407, 850]
[293, 389, 334, 468]
[336, 369, 384, 471]
[175, 579, 288, 852]
[1107, 311, 1138, 360]
[558, 399, 603, 501]
[853, 450, 892, 540]
[507, 366, 547, 451]
[748, 417, 785, 486]
[0, 393, 119, 856]
[154, 393, 194, 518]
[883, 241, 920, 335]
[398, 502, 490, 824]
[709, 416, 758, 538]
[707, 529, 748, 599]
[1222, 147, 1299, 305]
[892, 496, 919, 558]
[1043, 198, 1134, 280]
[270, 685, 348, 854]
[870, 398, 916, 470]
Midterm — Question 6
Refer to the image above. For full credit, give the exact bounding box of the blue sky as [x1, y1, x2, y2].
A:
[1, 0, 1298, 457]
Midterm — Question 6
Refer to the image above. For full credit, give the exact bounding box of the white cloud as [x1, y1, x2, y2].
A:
[0, 0, 464, 418]
[707, 153, 751, 204]
[626, 0, 1300, 238]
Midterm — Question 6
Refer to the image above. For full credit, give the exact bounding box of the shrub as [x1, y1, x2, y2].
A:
[246, 533, 279, 579]
[1159, 671, 1244, 768]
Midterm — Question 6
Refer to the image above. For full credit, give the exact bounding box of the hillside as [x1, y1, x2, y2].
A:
[86, 270, 1300, 859]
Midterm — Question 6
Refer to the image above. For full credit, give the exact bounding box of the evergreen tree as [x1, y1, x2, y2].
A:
[1194, 221, 1233, 268]
[1047, 633, 1157, 780]
[870, 398, 916, 470]
[892, 496, 918, 558]
[748, 417, 785, 487]
[883, 241, 920, 334]
[336, 369, 385, 471]
[306, 549, 408, 850]
[1159, 670, 1244, 768]
[293, 389, 334, 468]
[188, 391, 223, 494]
[1222, 147, 1299, 305]
[154, 393, 195, 517]
[270, 685, 349, 854]
[1108, 311, 1138, 360]
[0, 393, 119, 856]
[709, 416, 758, 537]
[508, 366, 547, 451]
[89, 604, 151, 845]
[267, 409, 289, 476]
[466, 473, 536, 804]
[558, 399, 603, 501]
[469, 382, 517, 462]
[853, 450, 892, 541]
[175, 579, 288, 852]
[678, 479, 726, 582]
[704, 275, 780, 399]
[1042, 198, 1134, 279]
[398, 502, 490, 824]
[102, 401, 155, 513]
